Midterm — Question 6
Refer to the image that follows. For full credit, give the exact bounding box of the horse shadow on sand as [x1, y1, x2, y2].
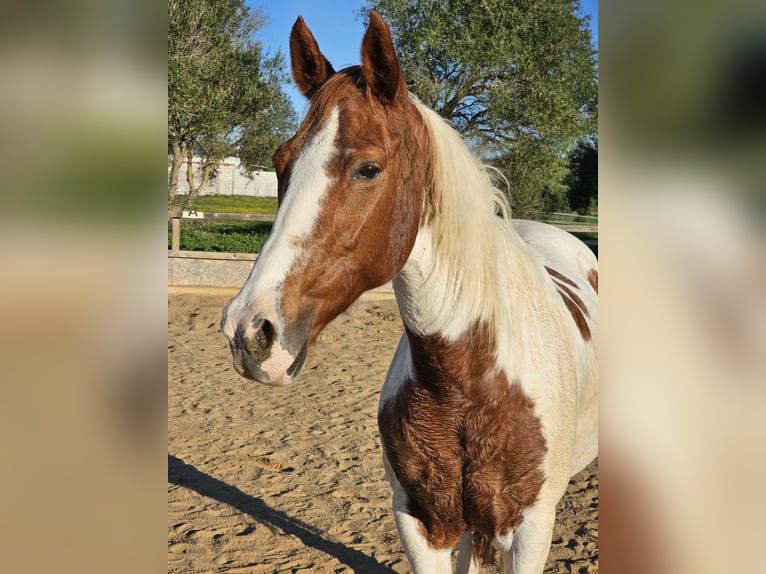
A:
[168, 454, 395, 573]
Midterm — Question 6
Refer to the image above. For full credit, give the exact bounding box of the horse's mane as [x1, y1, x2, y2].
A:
[409, 98, 538, 337]
[414, 98, 511, 221]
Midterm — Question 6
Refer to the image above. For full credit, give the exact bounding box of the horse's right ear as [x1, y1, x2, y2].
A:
[290, 16, 335, 97]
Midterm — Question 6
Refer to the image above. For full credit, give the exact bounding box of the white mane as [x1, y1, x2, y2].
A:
[397, 99, 547, 342]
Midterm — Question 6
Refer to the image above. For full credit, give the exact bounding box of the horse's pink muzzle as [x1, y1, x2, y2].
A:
[221, 310, 309, 386]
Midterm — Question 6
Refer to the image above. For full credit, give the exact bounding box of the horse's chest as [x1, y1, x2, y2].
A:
[378, 373, 547, 548]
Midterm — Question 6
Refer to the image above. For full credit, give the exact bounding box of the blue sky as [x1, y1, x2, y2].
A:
[249, 0, 598, 117]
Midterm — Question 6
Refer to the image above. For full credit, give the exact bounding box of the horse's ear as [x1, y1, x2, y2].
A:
[361, 11, 407, 104]
[290, 16, 335, 97]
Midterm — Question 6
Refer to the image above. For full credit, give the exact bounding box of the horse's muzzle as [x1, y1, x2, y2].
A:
[224, 315, 309, 386]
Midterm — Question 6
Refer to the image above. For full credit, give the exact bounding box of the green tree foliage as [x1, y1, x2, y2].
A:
[168, 0, 296, 208]
[565, 140, 598, 214]
[361, 0, 597, 218]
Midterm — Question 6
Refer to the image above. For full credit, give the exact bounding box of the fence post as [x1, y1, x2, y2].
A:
[171, 216, 181, 252]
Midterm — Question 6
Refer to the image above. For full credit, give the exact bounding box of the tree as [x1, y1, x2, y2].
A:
[565, 140, 597, 214]
[168, 0, 296, 208]
[361, 0, 597, 218]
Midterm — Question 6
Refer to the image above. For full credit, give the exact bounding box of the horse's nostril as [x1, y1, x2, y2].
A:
[259, 320, 275, 348]
[247, 318, 275, 355]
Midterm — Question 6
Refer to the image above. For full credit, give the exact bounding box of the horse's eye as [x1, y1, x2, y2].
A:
[352, 162, 382, 181]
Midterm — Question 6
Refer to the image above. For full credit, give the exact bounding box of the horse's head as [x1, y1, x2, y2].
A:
[221, 12, 430, 385]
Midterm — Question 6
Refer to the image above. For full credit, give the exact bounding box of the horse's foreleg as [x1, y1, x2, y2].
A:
[383, 456, 453, 573]
[390, 484, 453, 573]
[456, 531, 480, 574]
[502, 499, 557, 574]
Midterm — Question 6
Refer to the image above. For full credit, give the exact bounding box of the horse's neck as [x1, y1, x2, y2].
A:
[392, 217, 581, 405]
[392, 218, 536, 342]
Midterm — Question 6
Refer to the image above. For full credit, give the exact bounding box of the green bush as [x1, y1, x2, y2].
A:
[168, 220, 272, 253]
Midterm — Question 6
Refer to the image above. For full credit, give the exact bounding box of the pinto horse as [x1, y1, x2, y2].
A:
[221, 12, 597, 574]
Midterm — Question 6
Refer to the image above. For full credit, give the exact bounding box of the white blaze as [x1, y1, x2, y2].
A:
[222, 106, 340, 338]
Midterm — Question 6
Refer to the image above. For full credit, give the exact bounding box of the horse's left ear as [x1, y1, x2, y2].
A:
[361, 11, 407, 104]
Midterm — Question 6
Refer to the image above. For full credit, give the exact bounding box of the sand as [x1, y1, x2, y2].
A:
[168, 288, 598, 573]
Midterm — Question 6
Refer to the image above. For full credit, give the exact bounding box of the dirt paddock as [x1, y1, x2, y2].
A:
[168, 288, 597, 573]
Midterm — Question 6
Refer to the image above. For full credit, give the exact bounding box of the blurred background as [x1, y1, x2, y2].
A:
[601, 0, 766, 572]
[0, 0, 764, 572]
[0, 1, 166, 573]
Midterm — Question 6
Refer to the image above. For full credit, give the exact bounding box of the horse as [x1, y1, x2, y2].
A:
[221, 11, 597, 574]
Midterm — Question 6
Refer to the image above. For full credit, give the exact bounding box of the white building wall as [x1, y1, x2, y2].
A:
[170, 156, 277, 197]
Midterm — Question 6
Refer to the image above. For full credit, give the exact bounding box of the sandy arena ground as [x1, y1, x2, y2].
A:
[168, 288, 598, 573]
